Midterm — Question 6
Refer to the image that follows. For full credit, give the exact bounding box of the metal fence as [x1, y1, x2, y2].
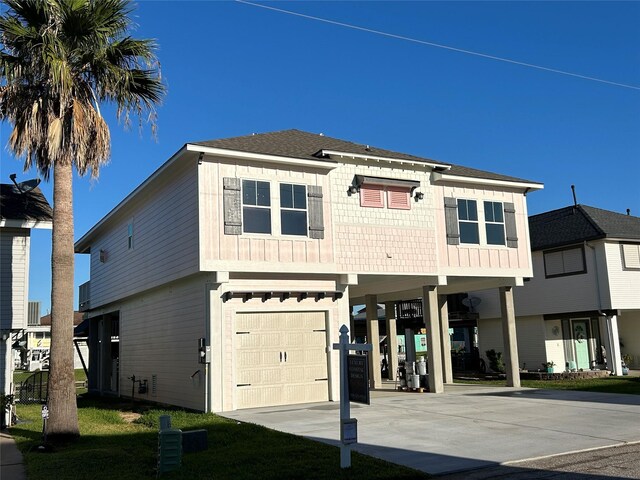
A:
[15, 370, 49, 405]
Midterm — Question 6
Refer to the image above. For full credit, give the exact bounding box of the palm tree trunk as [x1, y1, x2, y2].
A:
[46, 160, 79, 439]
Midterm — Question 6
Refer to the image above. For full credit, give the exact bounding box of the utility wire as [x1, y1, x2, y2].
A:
[236, 0, 640, 91]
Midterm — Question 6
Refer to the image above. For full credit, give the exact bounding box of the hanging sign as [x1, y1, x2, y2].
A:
[347, 354, 370, 405]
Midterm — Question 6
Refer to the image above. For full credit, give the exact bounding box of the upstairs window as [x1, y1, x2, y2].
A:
[484, 201, 505, 245]
[280, 183, 307, 236]
[621, 243, 640, 270]
[242, 180, 271, 234]
[127, 222, 134, 249]
[544, 246, 586, 278]
[458, 199, 479, 244]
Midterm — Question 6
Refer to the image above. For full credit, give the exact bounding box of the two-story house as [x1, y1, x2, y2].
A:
[75, 129, 542, 412]
[475, 205, 640, 375]
[1, 181, 52, 426]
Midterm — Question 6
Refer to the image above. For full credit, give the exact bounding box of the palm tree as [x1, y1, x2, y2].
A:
[0, 0, 164, 439]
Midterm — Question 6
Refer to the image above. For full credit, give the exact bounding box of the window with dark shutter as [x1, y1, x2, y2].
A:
[223, 177, 242, 235]
[280, 183, 307, 236]
[457, 199, 479, 244]
[444, 197, 460, 245]
[242, 180, 271, 234]
[307, 185, 324, 239]
[484, 201, 505, 246]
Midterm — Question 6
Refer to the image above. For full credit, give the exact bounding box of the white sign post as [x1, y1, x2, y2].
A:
[332, 324, 372, 468]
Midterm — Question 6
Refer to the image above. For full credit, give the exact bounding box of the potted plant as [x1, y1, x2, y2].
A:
[542, 361, 556, 374]
[622, 354, 632, 375]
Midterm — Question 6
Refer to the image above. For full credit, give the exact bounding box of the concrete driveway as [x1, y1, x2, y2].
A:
[221, 383, 640, 476]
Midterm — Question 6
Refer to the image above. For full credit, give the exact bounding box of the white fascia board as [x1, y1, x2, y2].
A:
[320, 149, 451, 170]
[187, 144, 338, 170]
[75, 145, 190, 253]
[0, 219, 53, 229]
[432, 172, 544, 191]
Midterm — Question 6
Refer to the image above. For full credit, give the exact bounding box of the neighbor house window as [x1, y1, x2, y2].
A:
[544, 246, 586, 278]
[387, 186, 411, 210]
[458, 199, 479, 244]
[127, 222, 133, 249]
[484, 201, 505, 245]
[280, 183, 307, 236]
[621, 243, 640, 270]
[242, 180, 271, 234]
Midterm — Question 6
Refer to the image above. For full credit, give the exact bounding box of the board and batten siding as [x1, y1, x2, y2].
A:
[88, 160, 200, 309]
[329, 160, 438, 274]
[198, 160, 334, 271]
[604, 241, 640, 309]
[435, 184, 532, 276]
[0, 229, 30, 330]
[118, 275, 207, 411]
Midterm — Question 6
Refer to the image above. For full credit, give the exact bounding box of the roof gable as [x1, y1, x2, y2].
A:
[529, 205, 640, 250]
[0, 184, 53, 224]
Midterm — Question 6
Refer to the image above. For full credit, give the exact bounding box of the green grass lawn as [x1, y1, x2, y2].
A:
[454, 375, 640, 395]
[11, 396, 429, 480]
[13, 369, 87, 384]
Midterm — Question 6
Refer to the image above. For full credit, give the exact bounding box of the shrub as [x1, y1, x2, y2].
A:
[485, 349, 506, 373]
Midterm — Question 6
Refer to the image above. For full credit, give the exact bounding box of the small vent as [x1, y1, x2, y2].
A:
[151, 374, 157, 396]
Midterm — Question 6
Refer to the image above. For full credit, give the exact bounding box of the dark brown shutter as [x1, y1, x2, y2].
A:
[444, 197, 460, 245]
[223, 177, 242, 235]
[504, 202, 518, 248]
[308, 185, 324, 239]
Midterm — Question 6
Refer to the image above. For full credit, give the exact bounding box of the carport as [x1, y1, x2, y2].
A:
[223, 383, 640, 476]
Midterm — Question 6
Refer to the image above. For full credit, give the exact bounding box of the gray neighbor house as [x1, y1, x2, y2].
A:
[476, 204, 640, 375]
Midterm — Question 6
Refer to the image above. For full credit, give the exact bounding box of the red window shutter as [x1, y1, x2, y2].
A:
[360, 185, 384, 208]
[387, 187, 411, 210]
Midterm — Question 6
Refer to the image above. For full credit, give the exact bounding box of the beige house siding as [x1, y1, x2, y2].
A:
[88, 160, 200, 308]
[543, 319, 566, 370]
[118, 274, 208, 411]
[330, 160, 438, 273]
[605, 242, 640, 309]
[618, 310, 640, 368]
[435, 183, 532, 276]
[0, 229, 29, 330]
[198, 159, 335, 271]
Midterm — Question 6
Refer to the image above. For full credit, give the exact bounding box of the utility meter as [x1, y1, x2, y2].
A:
[198, 338, 211, 364]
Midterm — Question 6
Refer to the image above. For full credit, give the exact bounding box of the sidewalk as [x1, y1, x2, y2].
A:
[0, 430, 26, 480]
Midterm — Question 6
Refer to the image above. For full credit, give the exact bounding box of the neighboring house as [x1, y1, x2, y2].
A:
[0, 181, 53, 425]
[475, 205, 640, 375]
[75, 129, 542, 412]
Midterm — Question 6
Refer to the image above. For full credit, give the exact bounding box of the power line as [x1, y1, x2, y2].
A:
[235, 0, 640, 91]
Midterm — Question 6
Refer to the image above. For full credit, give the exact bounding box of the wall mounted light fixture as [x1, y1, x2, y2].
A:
[99, 249, 107, 263]
[347, 185, 358, 196]
[414, 192, 425, 201]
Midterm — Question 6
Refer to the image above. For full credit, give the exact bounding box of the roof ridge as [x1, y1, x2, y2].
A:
[576, 205, 606, 237]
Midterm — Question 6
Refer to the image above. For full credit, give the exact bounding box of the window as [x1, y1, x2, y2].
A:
[484, 201, 505, 245]
[621, 243, 640, 270]
[127, 222, 133, 249]
[360, 184, 384, 208]
[242, 180, 271, 234]
[387, 187, 411, 210]
[458, 199, 479, 244]
[544, 246, 586, 278]
[280, 183, 307, 236]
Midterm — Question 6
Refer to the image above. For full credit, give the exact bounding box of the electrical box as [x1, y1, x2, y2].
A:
[198, 338, 211, 364]
[158, 429, 182, 474]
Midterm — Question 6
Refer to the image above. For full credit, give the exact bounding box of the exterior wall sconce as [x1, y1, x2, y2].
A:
[414, 192, 424, 201]
[347, 185, 359, 196]
[99, 249, 107, 263]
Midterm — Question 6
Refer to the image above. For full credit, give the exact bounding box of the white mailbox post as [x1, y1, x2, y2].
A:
[332, 324, 372, 468]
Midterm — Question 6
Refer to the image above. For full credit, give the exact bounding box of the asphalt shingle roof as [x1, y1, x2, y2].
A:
[0, 184, 53, 223]
[529, 205, 640, 251]
[192, 129, 540, 185]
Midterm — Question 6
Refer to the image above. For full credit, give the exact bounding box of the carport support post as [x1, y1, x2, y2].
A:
[423, 286, 444, 393]
[365, 295, 382, 388]
[385, 302, 398, 381]
[438, 295, 453, 384]
[500, 286, 521, 388]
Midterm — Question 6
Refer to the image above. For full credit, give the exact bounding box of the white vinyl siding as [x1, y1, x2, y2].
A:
[119, 276, 207, 411]
[544, 246, 585, 278]
[88, 161, 199, 309]
[605, 242, 640, 309]
[235, 311, 328, 409]
[0, 229, 30, 330]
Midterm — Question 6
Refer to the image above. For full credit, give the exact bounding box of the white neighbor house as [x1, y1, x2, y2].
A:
[75, 129, 543, 412]
[0, 182, 53, 426]
[475, 205, 640, 375]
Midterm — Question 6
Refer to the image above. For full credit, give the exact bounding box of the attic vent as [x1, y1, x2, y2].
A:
[151, 374, 157, 396]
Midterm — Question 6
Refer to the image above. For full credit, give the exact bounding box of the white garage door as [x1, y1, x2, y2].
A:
[235, 311, 329, 409]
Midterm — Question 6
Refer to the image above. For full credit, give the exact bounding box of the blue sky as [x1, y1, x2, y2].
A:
[1, 1, 639, 316]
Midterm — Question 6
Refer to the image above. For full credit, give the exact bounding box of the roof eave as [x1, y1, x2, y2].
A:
[0, 219, 53, 229]
[319, 149, 451, 170]
[432, 172, 544, 191]
[188, 144, 339, 170]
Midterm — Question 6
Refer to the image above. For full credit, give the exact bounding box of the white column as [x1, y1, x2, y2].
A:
[606, 315, 623, 376]
[423, 286, 444, 393]
[385, 302, 398, 381]
[439, 295, 453, 384]
[500, 286, 521, 388]
[365, 295, 382, 388]
[2, 337, 12, 427]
